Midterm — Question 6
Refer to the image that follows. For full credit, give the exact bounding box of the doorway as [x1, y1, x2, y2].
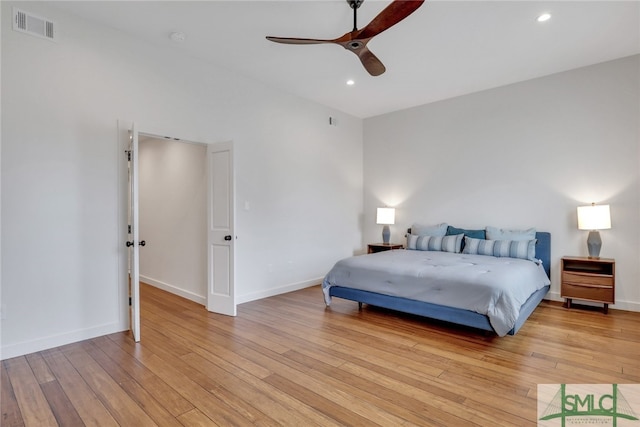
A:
[122, 122, 236, 342]
[138, 136, 208, 305]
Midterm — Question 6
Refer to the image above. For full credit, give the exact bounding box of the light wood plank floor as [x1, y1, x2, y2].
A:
[3, 283, 640, 426]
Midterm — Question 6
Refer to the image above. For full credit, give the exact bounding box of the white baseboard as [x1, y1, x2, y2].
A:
[545, 291, 564, 303]
[546, 290, 640, 312]
[1, 322, 124, 360]
[236, 278, 322, 304]
[140, 275, 206, 306]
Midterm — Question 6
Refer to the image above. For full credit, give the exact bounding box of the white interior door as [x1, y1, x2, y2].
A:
[207, 141, 236, 316]
[128, 123, 141, 341]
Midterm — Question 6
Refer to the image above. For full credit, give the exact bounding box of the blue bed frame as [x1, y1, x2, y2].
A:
[328, 232, 551, 335]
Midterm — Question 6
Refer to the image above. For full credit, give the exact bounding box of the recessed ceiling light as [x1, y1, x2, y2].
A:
[537, 13, 551, 23]
[346, 80, 355, 86]
[169, 31, 186, 42]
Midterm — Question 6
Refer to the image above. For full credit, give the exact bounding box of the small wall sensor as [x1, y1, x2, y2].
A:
[329, 117, 337, 126]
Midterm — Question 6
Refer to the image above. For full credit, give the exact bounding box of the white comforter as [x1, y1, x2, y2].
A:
[322, 249, 550, 336]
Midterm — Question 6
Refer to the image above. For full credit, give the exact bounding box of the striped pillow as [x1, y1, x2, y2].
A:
[463, 236, 536, 261]
[407, 233, 463, 253]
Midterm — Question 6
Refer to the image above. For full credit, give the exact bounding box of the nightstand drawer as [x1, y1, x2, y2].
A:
[562, 272, 613, 287]
[561, 283, 614, 303]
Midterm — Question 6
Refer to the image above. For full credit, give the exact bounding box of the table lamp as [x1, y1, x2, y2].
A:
[376, 207, 395, 244]
[577, 203, 611, 258]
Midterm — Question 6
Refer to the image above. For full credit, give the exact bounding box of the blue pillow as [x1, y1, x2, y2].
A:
[407, 234, 463, 253]
[485, 226, 536, 241]
[446, 226, 486, 240]
[411, 222, 448, 237]
[463, 236, 536, 261]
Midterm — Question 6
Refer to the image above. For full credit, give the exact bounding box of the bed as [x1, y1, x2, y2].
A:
[322, 228, 551, 336]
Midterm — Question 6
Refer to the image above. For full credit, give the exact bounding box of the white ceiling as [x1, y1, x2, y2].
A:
[51, 1, 640, 118]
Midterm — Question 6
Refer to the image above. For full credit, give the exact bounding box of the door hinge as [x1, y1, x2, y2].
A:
[125, 150, 131, 161]
[128, 225, 131, 234]
[129, 297, 132, 306]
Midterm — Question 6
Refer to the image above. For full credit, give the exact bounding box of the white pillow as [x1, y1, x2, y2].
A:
[411, 222, 448, 237]
[485, 226, 536, 241]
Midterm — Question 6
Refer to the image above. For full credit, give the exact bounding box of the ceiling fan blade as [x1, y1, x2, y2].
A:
[266, 36, 335, 45]
[357, 0, 425, 40]
[355, 46, 386, 76]
[266, 1, 422, 77]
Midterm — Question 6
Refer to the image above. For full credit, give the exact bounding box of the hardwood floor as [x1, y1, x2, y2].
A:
[3, 283, 640, 426]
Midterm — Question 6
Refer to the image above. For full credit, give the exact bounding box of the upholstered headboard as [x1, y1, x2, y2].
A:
[534, 232, 551, 279]
[406, 227, 551, 279]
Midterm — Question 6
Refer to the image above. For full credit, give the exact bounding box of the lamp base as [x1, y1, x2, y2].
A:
[586, 230, 602, 258]
[382, 225, 390, 244]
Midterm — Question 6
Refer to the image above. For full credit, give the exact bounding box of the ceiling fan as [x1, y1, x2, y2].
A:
[266, 0, 425, 77]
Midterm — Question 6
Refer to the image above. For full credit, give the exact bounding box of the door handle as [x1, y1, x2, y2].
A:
[126, 241, 134, 247]
[139, 240, 146, 247]
[224, 235, 232, 241]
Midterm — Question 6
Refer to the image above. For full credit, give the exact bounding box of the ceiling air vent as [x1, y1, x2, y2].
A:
[13, 8, 57, 42]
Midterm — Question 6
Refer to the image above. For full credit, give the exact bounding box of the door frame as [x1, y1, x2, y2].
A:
[117, 120, 237, 337]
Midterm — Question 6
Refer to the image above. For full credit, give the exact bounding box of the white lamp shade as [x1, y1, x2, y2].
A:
[376, 207, 395, 225]
[577, 204, 611, 230]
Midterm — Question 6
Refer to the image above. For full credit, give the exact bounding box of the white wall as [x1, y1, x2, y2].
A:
[364, 55, 640, 310]
[0, 2, 363, 359]
[139, 137, 207, 304]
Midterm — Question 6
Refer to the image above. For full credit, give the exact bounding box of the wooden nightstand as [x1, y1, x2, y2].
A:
[367, 243, 403, 254]
[561, 256, 615, 314]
